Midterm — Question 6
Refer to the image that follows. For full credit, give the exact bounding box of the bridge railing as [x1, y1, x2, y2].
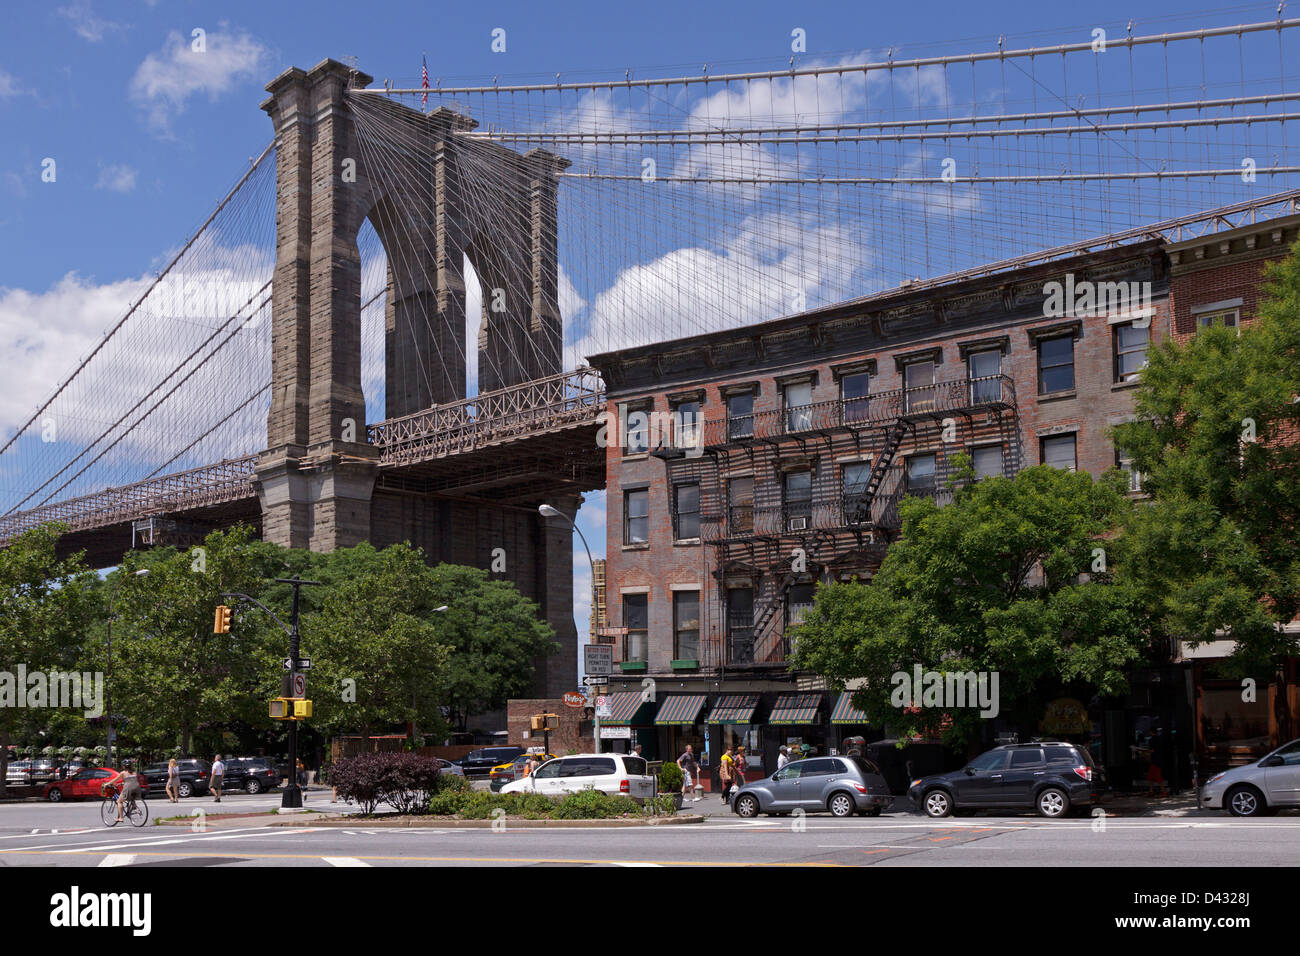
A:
[0, 455, 258, 542]
[368, 367, 606, 465]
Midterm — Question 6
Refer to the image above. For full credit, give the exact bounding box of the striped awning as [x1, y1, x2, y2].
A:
[830, 692, 869, 725]
[708, 694, 759, 725]
[601, 691, 657, 726]
[768, 692, 823, 725]
[654, 694, 708, 725]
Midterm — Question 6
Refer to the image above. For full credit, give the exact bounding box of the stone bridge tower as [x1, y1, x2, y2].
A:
[254, 59, 579, 700]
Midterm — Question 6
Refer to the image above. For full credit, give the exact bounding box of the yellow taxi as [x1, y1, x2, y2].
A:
[489, 751, 556, 792]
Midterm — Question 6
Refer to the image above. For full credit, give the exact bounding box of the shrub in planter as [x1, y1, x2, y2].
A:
[332, 752, 443, 815]
[659, 760, 683, 793]
[552, 789, 641, 819]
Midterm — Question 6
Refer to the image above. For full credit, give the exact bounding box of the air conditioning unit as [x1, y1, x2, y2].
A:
[787, 516, 809, 531]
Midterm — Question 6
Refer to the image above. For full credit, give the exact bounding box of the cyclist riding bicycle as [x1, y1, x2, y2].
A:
[102, 761, 142, 824]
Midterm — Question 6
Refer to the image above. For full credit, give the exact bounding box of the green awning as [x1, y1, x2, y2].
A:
[769, 693, 823, 725]
[601, 691, 657, 726]
[654, 694, 708, 725]
[830, 692, 869, 725]
[708, 694, 759, 724]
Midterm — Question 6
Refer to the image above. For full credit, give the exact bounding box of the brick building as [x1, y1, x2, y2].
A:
[586, 212, 1300, 789]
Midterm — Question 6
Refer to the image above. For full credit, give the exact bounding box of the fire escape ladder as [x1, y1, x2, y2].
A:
[852, 417, 910, 524]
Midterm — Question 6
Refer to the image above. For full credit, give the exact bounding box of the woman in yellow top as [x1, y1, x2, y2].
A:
[719, 747, 735, 804]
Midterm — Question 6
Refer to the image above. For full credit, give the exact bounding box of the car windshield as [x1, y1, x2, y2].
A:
[848, 757, 883, 776]
[967, 750, 1008, 771]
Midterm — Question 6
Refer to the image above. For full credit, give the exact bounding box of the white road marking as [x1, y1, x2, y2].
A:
[611, 860, 661, 866]
[323, 856, 370, 867]
[98, 854, 137, 866]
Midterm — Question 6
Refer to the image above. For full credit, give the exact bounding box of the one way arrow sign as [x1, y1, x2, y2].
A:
[282, 658, 312, 670]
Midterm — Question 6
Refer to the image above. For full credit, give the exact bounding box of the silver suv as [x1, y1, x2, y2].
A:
[732, 756, 894, 818]
[1201, 738, 1300, 816]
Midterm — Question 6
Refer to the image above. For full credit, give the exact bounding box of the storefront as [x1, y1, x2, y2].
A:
[767, 693, 830, 770]
[655, 694, 709, 788]
[829, 691, 879, 752]
[707, 693, 760, 790]
[599, 691, 659, 757]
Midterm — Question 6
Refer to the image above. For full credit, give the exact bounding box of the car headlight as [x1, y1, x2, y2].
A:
[1206, 773, 1225, 785]
[910, 779, 922, 789]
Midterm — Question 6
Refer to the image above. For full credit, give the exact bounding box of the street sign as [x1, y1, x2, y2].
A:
[581, 676, 608, 688]
[584, 644, 613, 676]
[282, 658, 312, 670]
[291, 672, 307, 699]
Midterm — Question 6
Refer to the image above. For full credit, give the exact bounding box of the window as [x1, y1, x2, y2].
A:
[672, 399, 700, 450]
[968, 349, 1002, 404]
[621, 756, 649, 776]
[533, 760, 563, 779]
[1045, 746, 1081, 766]
[1008, 748, 1045, 768]
[774, 764, 802, 781]
[783, 469, 812, 530]
[1038, 334, 1075, 394]
[673, 483, 700, 540]
[727, 392, 755, 439]
[1114, 322, 1149, 382]
[784, 382, 813, 432]
[849, 757, 884, 776]
[727, 587, 754, 663]
[841, 371, 870, 423]
[966, 750, 1009, 772]
[1198, 309, 1239, 330]
[622, 404, 650, 453]
[623, 594, 648, 662]
[674, 591, 700, 660]
[785, 583, 815, 629]
[623, 489, 649, 545]
[1115, 447, 1142, 493]
[971, 444, 1002, 480]
[842, 461, 871, 519]
[905, 453, 937, 494]
[799, 759, 839, 777]
[1041, 434, 1077, 471]
[904, 360, 936, 412]
[728, 476, 753, 534]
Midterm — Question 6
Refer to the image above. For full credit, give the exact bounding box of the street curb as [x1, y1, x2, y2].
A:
[267, 814, 707, 828]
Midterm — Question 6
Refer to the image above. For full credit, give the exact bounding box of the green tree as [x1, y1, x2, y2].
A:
[0, 525, 99, 795]
[790, 461, 1146, 748]
[105, 526, 286, 755]
[1113, 240, 1300, 737]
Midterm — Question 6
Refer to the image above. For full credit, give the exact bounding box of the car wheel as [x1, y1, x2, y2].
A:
[1037, 787, 1069, 818]
[1225, 785, 1266, 817]
[46, 788, 62, 802]
[246, 778, 262, 795]
[829, 792, 856, 818]
[923, 790, 953, 818]
[178, 782, 193, 799]
[734, 794, 760, 818]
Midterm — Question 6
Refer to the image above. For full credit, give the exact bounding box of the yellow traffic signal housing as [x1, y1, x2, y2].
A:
[293, 699, 312, 719]
[213, 604, 232, 634]
[269, 698, 291, 719]
[531, 713, 559, 731]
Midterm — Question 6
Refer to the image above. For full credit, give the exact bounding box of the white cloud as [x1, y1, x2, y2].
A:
[0, 70, 25, 99]
[94, 164, 137, 193]
[130, 28, 269, 133]
[57, 1, 124, 42]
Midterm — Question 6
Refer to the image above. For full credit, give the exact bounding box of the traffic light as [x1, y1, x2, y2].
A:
[269, 698, 291, 719]
[530, 713, 559, 731]
[213, 604, 232, 634]
[293, 699, 312, 719]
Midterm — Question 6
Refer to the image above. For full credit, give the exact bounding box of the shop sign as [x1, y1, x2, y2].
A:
[562, 691, 586, 709]
[599, 726, 631, 739]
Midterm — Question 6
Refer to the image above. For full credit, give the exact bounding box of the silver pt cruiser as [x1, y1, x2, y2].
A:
[1200, 738, 1300, 816]
[731, 755, 894, 818]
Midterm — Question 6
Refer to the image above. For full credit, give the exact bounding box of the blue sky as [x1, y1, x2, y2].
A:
[1, 0, 1294, 666]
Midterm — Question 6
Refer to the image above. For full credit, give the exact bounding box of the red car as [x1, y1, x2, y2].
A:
[43, 767, 149, 802]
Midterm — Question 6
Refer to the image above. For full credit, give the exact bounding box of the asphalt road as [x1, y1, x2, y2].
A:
[1, 794, 1298, 866]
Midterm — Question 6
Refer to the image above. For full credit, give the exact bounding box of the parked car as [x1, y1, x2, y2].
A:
[455, 746, 526, 778]
[731, 756, 894, 818]
[908, 741, 1104, 818]
[220, 757, 281, 794]
[5, 760, 34, 784]
[140, 759, 213, 798]
[489, 752, 557, 791]
[28, 759, 60, 784]
[499, 753, 655, 801]
[1201, 738, 1300, 816]
[44, 767, 149, 802]
[435, 758, 465, 778]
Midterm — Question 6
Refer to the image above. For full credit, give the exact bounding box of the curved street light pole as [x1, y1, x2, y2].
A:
[539, 503, 600, 754]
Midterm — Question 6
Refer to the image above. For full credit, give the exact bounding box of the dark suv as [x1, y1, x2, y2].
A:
[141, 759, 211, 798]
[221, 758, 281, 794]
[455, 747, 526, 778]
[908, 742, 1105, 818]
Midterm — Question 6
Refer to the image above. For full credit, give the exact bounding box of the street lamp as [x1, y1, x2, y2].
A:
[538, 503, 600, 754]
[105, 568, 149, 767]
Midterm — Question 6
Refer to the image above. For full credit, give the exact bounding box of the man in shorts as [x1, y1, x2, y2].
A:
[210, 754, 225, 802]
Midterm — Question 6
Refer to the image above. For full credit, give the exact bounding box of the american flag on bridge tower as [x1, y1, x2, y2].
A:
[421, 55, 429, 109]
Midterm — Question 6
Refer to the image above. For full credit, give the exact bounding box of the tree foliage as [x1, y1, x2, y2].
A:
[790, 461, 1146, 747]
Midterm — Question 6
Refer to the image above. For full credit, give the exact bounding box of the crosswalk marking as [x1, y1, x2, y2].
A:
[323, 856, 370, 867]
[98, 854, 137, 867]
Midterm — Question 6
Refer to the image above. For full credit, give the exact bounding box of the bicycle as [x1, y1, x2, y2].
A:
[100, 788, 149, 828]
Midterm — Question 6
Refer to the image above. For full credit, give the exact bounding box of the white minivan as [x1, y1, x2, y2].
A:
[499, 753, 655, 801]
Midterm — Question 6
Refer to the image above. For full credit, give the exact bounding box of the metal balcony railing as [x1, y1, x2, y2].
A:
[702, 374, 1015, 448]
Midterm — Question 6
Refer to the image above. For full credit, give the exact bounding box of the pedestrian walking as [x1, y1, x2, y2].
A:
[734, 746, 747, 789]
[164, 757, 180, 803]
[210, 754, 225, 802]
[677, 745, 699, 803]
[719, 746, 735, 804]
[630, 744, 644, 760]
[777, 745, 790, 771]
[296, 759, 308, 803]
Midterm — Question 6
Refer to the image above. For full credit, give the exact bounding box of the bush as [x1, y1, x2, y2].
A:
[551, 789, 641, 819]
[644, 793, 678, 816]
[426, 787, 646, 820]
[331, 752, 443, 815]
[659, 760, 683, 793]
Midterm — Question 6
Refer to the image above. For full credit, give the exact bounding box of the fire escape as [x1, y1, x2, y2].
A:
[684, 373, 1017, 671]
